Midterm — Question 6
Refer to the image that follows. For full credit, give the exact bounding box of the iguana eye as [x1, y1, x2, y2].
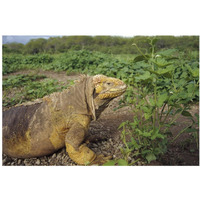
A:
[106, 82, 111, 85]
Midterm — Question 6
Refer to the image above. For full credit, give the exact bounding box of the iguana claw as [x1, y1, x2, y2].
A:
[91, 154, 112, 165]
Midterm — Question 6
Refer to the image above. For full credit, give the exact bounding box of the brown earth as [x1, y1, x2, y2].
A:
[2, 70, 199, 166]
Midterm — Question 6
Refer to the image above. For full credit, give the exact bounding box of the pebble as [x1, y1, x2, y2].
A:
[62, 154, 66, 159]
[57, 154, 62, 160]
[17, 159, 22, 165]
[137, 161, 142, 166]
[3, 158, 7, 164]
[24, 160, 31, 166]
[35, 159, 40, 165]
[52, 153, 57, 158]
[2, 131, 129, 166]
[102, 151, 108, 156]
[92, 143, 98, 148]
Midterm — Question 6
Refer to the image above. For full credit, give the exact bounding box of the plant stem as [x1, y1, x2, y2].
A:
[129, 158, 141, 166]
[171, 123, 193, 143]
[160, 102, 167, 121]
[153, 85, 157, 133]
[133, 43, 148, 60]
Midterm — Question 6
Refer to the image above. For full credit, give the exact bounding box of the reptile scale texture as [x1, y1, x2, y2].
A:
[3, 75, 127, 165]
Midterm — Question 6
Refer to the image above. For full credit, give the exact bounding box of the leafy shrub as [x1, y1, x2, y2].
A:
[22, 54, 54, 64]
[117, 38, 199, 164]
[3, 74, 46, 90]
[3, 74, 73, 108]
[3, 54, 54, 74]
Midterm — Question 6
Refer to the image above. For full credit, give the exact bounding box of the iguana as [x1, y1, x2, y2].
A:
[3, 74, 127, 165]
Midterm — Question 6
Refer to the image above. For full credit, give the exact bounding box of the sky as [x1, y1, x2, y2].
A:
[2, 35, 134, 44]
[2, 36, 58, 44]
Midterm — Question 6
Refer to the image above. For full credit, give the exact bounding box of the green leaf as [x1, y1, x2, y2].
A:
[157, 92, 168, 107]
[149, 97, 156, 106]
[151, 57, 174, 68]
[186, 64, 199, 78]
[144, 113, 152, 120]
[157, 49, 178, 57]
[135, 71, 151, 81]
[130, 137, 140, 149]
[133, 55, 149, 63]
[151, 132, 165, 140]
[138, 129, 152, 137]
[150, 65, 174, 76]
[118, 121, 128, 129]
[103, 160, 116, 166]
[117, 159, 128, 166]
[181, 110, 193, 118]
[146, 153, 156, 163]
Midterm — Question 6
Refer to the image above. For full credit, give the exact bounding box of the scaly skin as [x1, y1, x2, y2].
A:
[3, 75, 127, 165]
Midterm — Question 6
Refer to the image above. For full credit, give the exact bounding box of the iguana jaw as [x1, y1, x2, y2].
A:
[98, 85, 127, 99]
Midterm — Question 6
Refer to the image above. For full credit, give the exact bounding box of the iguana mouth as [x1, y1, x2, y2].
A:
[109, 85, 127, 92]
[106, 84, 127, 93]
[99, 85, 127, 99]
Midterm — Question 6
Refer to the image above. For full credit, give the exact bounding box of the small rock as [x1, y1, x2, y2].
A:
[102, 151, 108, 156]
[137, 161, 142, 166]
[57, 154, 62, 160]
[96, 149, 101, 154]
[3, 159, 7, 164]
[24, 160, 31, 166]
[35, 159, 41, 165]
[17, 159, 22, 165]
[52, 153, 56, 158]
[62, 154, 66, 159]
[92, 143, 98, 148]
[3, 157, 12, 164]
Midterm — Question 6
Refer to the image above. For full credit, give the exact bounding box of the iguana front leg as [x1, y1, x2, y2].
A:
[65, 122, 96, 165]
[65, 122, 111, 165]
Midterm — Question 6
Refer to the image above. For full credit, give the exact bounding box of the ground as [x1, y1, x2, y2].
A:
[2, 70, 199, 166]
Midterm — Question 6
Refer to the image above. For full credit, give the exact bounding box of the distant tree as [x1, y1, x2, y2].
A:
[3, 43, 24, 54]
[24, 38, 47, 54]
[4, 35, 198, 55]
[45, 37, 62, 53]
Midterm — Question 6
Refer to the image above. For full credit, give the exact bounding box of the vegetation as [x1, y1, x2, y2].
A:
[3, 36, 199, 55]
[115, 38, 199, 165]
[2, 36, 199, 165]
[3, 74, 73, 108]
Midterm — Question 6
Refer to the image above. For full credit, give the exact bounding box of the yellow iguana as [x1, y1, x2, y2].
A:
[3, 74, 127, 165]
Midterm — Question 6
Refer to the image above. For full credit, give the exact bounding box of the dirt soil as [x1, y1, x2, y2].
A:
[2, 70, 199, 166]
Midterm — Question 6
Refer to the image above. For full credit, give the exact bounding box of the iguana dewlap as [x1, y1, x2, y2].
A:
[3, 75, 127, 165]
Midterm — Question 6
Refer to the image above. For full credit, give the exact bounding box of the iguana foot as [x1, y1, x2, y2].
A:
[91, 155, 112, 165]
[66, 143, 96, 165]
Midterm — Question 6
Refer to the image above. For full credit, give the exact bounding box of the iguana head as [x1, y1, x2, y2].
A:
[93, 75, 127, 99]
[91, 75, 127, 119]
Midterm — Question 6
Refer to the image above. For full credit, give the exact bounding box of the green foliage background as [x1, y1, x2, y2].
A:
[3, 36, 199, 55]
[2, 36, 199, 165]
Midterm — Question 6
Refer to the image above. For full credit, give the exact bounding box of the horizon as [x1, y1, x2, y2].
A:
[3, 35, 136, 45]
